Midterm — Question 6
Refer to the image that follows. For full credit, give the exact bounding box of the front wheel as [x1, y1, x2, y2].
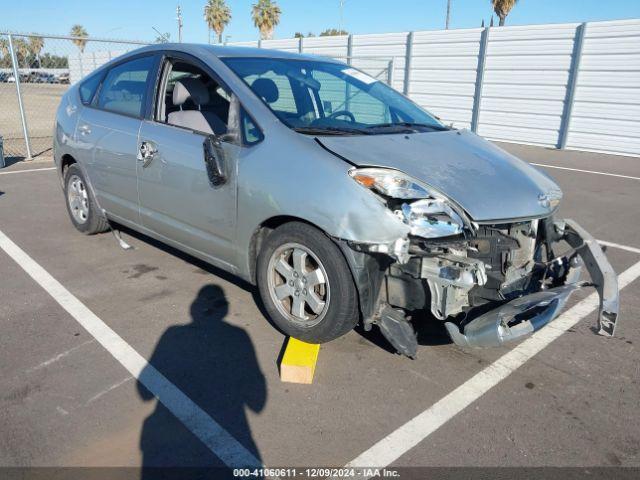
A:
[256, 222, 359, 343]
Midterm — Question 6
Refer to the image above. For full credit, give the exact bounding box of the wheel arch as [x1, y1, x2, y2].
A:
[248, 215, 322, 284]
[60, 156, 105, 216]
[247, 215, 389, 327]
[61, 154, 77, 176]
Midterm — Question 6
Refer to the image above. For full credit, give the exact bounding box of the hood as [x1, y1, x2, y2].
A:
[317, 129, 562, 222]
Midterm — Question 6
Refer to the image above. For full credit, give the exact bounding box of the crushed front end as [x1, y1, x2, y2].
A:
[339, 168, 619, 358]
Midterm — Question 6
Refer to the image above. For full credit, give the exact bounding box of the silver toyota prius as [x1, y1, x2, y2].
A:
[54, 44, 619, 357]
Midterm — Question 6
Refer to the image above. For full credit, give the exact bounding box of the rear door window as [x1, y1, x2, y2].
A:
[97, 56, 155, 117]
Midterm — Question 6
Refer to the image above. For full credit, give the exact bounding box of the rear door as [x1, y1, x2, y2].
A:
[77, 54, 158, 223]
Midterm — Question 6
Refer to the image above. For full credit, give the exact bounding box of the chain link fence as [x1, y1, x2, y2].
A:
[0, 32, 148, 161]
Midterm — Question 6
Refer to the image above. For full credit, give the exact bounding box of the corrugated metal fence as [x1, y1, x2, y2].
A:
[230, 19, 640, 157]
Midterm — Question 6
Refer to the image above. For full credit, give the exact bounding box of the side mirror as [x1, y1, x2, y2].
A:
[203, 135, 226, 187]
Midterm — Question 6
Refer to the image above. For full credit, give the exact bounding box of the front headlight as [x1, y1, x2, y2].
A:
[349, 167, 430, 199]
[349, 167, 468, 238]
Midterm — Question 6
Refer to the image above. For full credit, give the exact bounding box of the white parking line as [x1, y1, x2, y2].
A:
[85, 376, 134, 405]
[0, 229, 261, 469]
[0, 167, 56, 175]
[27, 339, 96, 372]
[347, 259, 640, 474]
[530, 163, 640, 181]
[598, 240, 640, 256]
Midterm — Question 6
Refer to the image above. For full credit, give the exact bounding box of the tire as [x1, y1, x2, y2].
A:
[63, 164, 110, 235]
[257, 222, 359, 343]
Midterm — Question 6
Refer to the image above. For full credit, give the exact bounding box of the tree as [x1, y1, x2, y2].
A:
[28, 35, 45, 68]
[204, 0, 232, 44]
[13, 38, 31, 68]
[320, 28, 348, 36]
[252, 0, 281, 40]
[39, 53, 68, 68]
[0, 38, 9, 68]
[70, 25, 88, 53]
[491, 0, 518, 27]
[0, 37, 29, 68]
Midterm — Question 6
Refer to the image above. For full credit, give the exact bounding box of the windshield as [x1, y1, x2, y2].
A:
[222, 57, 447, 135]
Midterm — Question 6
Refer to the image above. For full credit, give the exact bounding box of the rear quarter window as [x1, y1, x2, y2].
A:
[79, 71, 103, 105]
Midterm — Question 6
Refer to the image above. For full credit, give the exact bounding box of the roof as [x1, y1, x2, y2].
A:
[136, 43, 344, 63]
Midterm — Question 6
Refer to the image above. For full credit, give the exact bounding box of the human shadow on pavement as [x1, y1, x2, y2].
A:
[137, 284, 266, 478]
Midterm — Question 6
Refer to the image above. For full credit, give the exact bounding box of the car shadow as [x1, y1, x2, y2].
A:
[111, 222, 277, 325]
[137, 284, 266, 476]
[1, 156, 26, 168]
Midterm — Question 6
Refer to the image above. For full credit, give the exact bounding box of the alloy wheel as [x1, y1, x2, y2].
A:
[67, 174, 90, 224]
[266, 242, 330, 327]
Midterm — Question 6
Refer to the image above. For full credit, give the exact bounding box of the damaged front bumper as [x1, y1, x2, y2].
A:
[445, 219, 619, 348]
[339, 218, 620, 355]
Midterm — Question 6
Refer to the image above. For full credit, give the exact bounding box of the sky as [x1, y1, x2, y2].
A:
[1, 0, 639, 43]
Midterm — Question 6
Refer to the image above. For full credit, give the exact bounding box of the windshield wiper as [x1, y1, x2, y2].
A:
[365, 122, 450, 132]
[293, 126, 372, 136]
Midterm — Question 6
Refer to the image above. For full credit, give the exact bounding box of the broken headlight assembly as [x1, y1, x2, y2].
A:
[349, 167, 468, 238]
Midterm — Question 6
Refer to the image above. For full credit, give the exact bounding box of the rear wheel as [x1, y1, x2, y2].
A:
[64, 164, 110, 235]
[257, 222, 359, 343]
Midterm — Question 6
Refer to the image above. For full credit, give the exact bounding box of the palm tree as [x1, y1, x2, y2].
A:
[14, 38, 31, 68]
[204, 0, 232, 44]
[70, 25, 88, 53]
[491, 0, 518, 27]
[0, 38, 8, 62]
[252, 0, 281, 40]
[28, 35, 45, 68]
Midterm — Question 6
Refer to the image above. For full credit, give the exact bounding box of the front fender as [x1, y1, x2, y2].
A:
[234, 133, 410, 281]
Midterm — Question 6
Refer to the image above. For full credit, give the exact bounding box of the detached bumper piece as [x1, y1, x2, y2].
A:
[445, 219, 620, 348]
[444, 283, 580, 348]
[378, 305, 418, 359]
[563, 219, 619, 336]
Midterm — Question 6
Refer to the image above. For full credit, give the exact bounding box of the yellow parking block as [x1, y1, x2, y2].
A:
[279, 338, 320, 384]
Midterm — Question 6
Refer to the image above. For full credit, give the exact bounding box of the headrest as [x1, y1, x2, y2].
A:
[173, 78, 210, 106]
[251, 77, 279, 104]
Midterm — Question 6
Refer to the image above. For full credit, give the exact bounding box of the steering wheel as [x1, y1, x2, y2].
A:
[327, 110, 356, 123]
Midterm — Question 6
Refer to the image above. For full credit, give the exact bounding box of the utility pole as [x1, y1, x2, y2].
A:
[176, 5, 183, 43]
[445, 0, 452, 29]
[339, 0, 346, 34]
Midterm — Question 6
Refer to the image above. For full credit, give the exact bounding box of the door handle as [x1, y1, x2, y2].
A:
[137, 141, 158, 168]
[78, 124, 91, 136]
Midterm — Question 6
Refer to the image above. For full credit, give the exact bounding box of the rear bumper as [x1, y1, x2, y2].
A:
[445, 219, 619, 348]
